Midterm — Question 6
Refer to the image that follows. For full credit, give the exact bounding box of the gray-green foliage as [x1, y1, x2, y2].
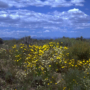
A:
[61, 68, 87, 90]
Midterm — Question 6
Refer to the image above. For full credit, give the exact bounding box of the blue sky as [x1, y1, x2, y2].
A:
[0, 0, 90, 39]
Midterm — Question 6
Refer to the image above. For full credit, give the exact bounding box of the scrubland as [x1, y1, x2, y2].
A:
[0, 37, 90, 90]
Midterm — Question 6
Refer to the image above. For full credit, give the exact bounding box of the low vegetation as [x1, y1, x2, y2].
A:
[0, 36, 90, 90]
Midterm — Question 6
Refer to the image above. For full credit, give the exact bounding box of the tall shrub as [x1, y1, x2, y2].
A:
[62, 41, 90, 64]
[0, 38, 4, 44]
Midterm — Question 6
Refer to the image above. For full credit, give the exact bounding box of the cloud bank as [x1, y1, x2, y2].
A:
[0, 0, 85, 9]
[0, 8, 90, 31]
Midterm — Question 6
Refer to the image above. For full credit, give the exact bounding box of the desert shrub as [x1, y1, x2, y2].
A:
[57, 38, 75, 48]
[83, 67, 90, 89]
[62, 68, 87, 90]
[62, 41, 90, 64]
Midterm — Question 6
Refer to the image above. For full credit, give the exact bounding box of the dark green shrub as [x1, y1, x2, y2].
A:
[62, 41, 90, 64]
[0, 38, 4, 44]
[59, 39, 73, 47]
[19, 36, 34, 48]
[75, 36, 89, 43]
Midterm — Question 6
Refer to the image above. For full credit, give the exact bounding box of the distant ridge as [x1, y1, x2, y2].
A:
[0, 37, 19, 40]
[0, 37, 90, 41]
[0, 37, 62, 40]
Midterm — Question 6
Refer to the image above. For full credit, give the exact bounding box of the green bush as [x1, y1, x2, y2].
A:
[58, 38, 75, 48]
[62, 41, 90, 63]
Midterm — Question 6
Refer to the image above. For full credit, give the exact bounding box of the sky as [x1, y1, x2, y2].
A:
[0, 0, 90, 39]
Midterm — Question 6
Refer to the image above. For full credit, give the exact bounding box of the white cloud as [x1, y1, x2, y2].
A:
[0, 29, 31, 38]
[0, 0, 85, 9]
[16, 30, 29, 32]
[0, 8, 90, 32]
[71, 0, 84, 6]
[44, 30, 50, 32]
[70, 30, 78, 32]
